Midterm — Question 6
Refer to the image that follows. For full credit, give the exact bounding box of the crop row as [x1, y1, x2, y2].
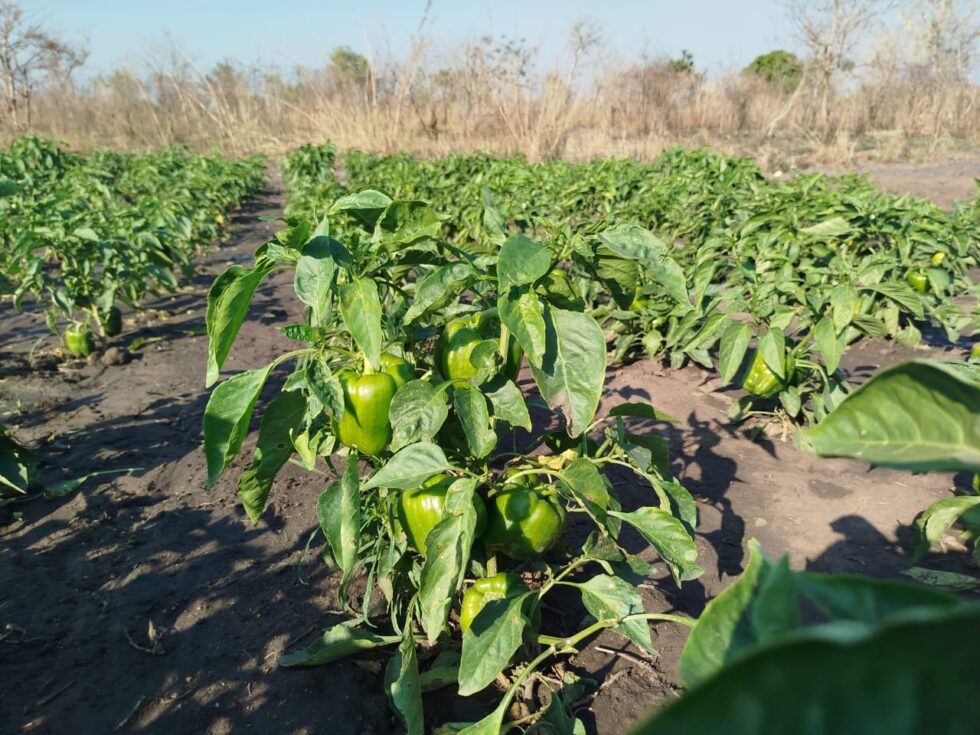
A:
[280, 143, 979, 424]
[0, 135, 265, 354]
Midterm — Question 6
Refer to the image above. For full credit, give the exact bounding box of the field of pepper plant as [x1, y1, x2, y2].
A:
[1, 137, 978, 735]
[0, 136, 265, 355]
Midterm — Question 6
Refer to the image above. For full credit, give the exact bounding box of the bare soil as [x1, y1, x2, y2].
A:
[1, 164, 976, 735]
[809, 153, 980, 209]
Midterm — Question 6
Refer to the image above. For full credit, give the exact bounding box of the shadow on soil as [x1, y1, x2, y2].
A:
[0, 498, 393, 734]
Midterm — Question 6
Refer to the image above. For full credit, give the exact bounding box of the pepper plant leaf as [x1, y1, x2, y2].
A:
[799, 360, 980, 472]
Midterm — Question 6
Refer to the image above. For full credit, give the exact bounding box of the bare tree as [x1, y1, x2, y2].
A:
[783, 0, 894, 132]
[903, 0, 979, 82]
[0, 1, 87, 128]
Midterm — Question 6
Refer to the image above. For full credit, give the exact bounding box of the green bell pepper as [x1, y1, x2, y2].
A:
[397, 474, 487, 554]
[459, 572, 540, 634]
[333, 352, 413, 456]
[483, 474, 565, 560]
[742, 349, 794, 398]
[380, 352, 414, 389]
[435, 312, 522, 383]
[906, 269, 929, 294]
[64, 325, 95, 358]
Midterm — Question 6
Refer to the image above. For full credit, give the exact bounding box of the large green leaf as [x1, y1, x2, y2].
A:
[496, 234, 552, 292]
[813, 315, 844, 374]
[419, 479, 480, 642]
[237, 392, 306, 522]
[203, 365, 272, 486]
[205, 263, 272, 387]
[758, 327, 785, 380]
[389, 379, 450, 451]
[458, 593, 532, 696]
[529, 307, 606, 437]
[630, 606, 980, 735]
[404, 263, 473, 324]
[498, 286, 547, 368]
[361, 443, 451, 490]
[305, 359, 345, 420]
[597, 224, 690, 309]
[795, 572, 960, 623]
[329, 189, 392, 229]
[482, 376, 531, 431]
[718, 320, 751, 384]
[799, 216, 851, 238]
[610, 507, 703, 586]
[278, 620, 399, 667]
[800, 360, 980, 472]
[453, 384, 496, 458]
[868, 282, 925, 319]
[0, 426, 35, 495]
[316, 461, 360, 589]
[384, 627, 425, 735]
[376, 199, 442, 248]
[338, 277, 383, 371]
[678, 541, 798, 687]
[575, 574, 653, 652]
[559, 458, 610, 526]
[294, 235, 338, 326]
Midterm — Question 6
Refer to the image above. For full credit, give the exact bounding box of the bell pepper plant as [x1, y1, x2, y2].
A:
[202, 189, 702, 733]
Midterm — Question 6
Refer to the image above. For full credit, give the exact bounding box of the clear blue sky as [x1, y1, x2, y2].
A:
[27, 0, 797, 78]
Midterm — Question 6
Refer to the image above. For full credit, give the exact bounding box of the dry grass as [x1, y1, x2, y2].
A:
[8, 35, 980, 169]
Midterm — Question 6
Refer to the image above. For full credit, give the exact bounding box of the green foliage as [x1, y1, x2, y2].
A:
[668, 49, 697, 76]
[212, 144, 980, 732]
[635, 360, 979, 733]
[632, 539, 975, 735]
[329, 46, 370, 85]
[0, 424, 35, 497]
[744, 50, 803, 91]
[800, 360, 980, 472]
[329, 144, 978, 424]
[0, 135, 264, 348]
[633, 603, 980, 735]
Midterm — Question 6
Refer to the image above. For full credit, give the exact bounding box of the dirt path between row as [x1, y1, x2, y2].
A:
[1, 166, 976, 735]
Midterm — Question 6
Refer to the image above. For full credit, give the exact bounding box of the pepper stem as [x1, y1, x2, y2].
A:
[487, 552, 498, 577]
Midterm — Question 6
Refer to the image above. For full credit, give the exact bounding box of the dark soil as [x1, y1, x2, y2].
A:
[1, 165, 976, 735]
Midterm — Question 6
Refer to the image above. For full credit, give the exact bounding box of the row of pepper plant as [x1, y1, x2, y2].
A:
[203, 188, 706, 733]
[338, 147, 979, 425]
[0, 135, 265, 356]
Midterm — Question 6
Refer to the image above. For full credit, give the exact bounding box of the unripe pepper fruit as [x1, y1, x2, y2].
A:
[64, 325, 95, 357]
[333, 352, 413, 456]
[435, 312, 522, 383]
[459, 572, 541, 634]
[483, 473, 565, 560]
[397, 474, 487, 554]
[906, 269, 928, 294]
[103, 306, 123, 337]
[742, 349, 794, 398]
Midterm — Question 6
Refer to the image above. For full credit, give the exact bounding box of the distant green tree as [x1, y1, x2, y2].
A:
[328, 46, 370, 87]
[745, 50, 804, 92]
[668, 49, 697, 75]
